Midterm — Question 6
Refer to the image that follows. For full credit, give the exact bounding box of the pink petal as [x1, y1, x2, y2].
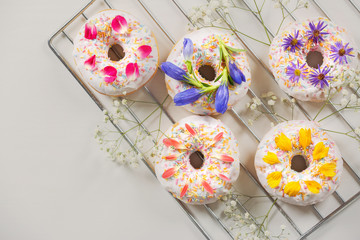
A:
[214, 132, 224, 143]
[125, 63, 139, 81]
[163, 138, 185, 149]
[215, 154, 234, 163]
[165, 154, 178, 160]
[103, 66, 117, 83]
[111, 15, 128, 34]
[136, 45, 152, 59]
[162, 168, 176, 179]
[202, 180, 214, 194]
[104, 76, 117, 83]
[218, 174, 230, 181]
[185, 124, 196, 136]
[84, 23, 97, 40]
[84, 55, 96, 70]
[180, 184, 188, 197]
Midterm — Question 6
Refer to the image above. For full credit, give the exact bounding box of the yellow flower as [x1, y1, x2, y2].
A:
[299, 128, 311, 149]
[319, 163, 337, 177]
[283, 181, 301, 197]
[313, 142, 329, 160]
[275, 133, 292, 151]
[304, 180, 322, 194]
[263, 152, 280, 165]
[266, 171, 282, 188]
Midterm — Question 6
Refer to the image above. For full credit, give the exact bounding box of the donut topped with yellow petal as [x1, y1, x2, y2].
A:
[255, 120, 343, 206]
[269, 17, 359, 102]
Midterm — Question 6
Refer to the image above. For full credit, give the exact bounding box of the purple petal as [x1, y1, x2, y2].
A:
[215, 83, 229, 114]
[174, 88, 203, 106]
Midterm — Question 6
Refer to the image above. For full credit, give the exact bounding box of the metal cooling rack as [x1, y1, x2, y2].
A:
[48, 0, 360, 239]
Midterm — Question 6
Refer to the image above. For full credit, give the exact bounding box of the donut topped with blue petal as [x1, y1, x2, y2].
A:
[269, 17, 359, 102]
[161, 28, 251, 115]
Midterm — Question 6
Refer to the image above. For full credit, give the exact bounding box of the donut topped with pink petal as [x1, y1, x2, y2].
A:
[154, 115, 240, 204]
[73, 9, 159, 96]
[269, 17, 359, 102]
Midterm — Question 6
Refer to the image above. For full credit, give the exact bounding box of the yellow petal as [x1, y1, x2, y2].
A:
[266, 171, 282, 188]
[313, 142, 329, 160]
[283, 181, 301, 197]
[304, 180, 322, 194]
[263, 152, 280, 165]
[275, 133, 292, 151]
[319, 163, 337, 177]
[299, 128, 311, 149]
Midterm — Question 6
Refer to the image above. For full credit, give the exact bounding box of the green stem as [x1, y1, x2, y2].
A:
[254, 0, 272, 44]
[257, 199, 278, 236]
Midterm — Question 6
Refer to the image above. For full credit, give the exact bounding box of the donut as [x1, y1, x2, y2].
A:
[154, 115, 240, 204]
[73, 10, 159, 97]
[269, 17, 359, 102]
[254, 120, 343, 206]
[161, 28, 251, 115]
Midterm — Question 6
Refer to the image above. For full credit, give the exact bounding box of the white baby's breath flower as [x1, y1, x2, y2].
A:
[355, 127, 360, 135]
[340, 98, 348, 107]
[281, 224, 286, 230]
[122, 99, 127, 105]
[102, 109, 108, 115]
[113, 100, 120, 107]
[244, 212, 250, 219]
[209, 0, 220, 9]
[253, 97, 261, 105]
[248, 119, 254, 125]
[230, 200, 236, 207]
[268, 99, 275, 106]
[264, 230, 270, 236]
[350, 94, 357, 104]
[250, 103, 257, 110]
[270, 122, 275, 128]
[203, 16, 211, 25]
[342, 89, 349, 96]
[249, 224, 256, 231]
[104, 115, 109, 123]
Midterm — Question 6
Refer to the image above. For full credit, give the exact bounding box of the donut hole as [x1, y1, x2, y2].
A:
[306, 50, 324, 68]
[198, 65, 216, 81]
[291, 155, 309, 172]
[108, 44, 125, 61]
[189, 151, 205, 169]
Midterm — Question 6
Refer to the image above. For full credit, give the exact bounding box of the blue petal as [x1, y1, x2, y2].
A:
[215, 83, 229, 114]
[174, 88, 203, 106]
[160, 62, 187, 81]
[183, 38, 194, 61]
[229, 61, 246, 84]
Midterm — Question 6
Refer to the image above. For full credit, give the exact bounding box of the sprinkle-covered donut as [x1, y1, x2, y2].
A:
[155, 115, 240, 204]
[255, 120, 343, 206]
[269, 17, 359, 102]
[161, 28, 251, 115]
[73, 10, 159, 96]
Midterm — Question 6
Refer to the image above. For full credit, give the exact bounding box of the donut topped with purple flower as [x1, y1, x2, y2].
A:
[161, 28, 251, 115]
[269, 17, 359, 102]
[73, 10, 159, 96]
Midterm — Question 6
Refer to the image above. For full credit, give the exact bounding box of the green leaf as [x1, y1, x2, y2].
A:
[201, 82, 211, 87]
[225, 45, 246, 53]
[228, 75, 235, 86]
[185, 61, 193, 74]
[214, 72, 224, 83]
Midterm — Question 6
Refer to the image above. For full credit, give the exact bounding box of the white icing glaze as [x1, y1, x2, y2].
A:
[73, 10, 159, 96]
[155, 116, 240, 204]
[269, 17, 359, 102]
[255, 120, 343, 206]
[166, 28, 251, 115]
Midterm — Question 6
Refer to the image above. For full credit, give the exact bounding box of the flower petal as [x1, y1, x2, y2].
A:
[283, 181, 301, 197]
[304, 180, 322, 194]
[183, 38, 194, 61]
[125, 63, 139, 81]
[218, 174, 230, 182]
[185, 123, 196, 136]
[263, 152, 280, 165]
[299, 128, 311, 149]
[84, 23, 97, 39]
[202, 180, 214, 194]
[214, 154, 234, 163]
[319, 163, 337, 177]
[160, 62, 187, 81]
[104, 76, 117, 83]
[229, 61, 246, 84]
[103, 66, 117, 83]
[215, 83, 229, 114]
[266, 171, 282, 188]
[84, 55, 96, 70]
[174, 88, 203, 106]
[111, 15, 128, 34]
[214, 132, 223, 143]
[180, 184, 188, 197]
[163, 138, 185, 149]
[165, 154, 179, 160]
[136, 45, 152, 59]
[312, 142, 329, 160]
[275, 133, 292, 151]
[162, 168, 176, 179]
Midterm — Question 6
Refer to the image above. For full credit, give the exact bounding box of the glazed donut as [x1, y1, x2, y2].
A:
[269, 17, 359, 102]
[255, 120, 343, 206]
[155, 115, 240, 204]
[161, 28, 251, 115]
[73, 10, 159, 96]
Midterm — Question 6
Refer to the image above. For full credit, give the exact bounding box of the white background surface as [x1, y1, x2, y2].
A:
[1, 0, 360, 239]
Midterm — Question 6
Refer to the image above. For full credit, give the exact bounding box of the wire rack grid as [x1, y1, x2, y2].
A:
[48, 0, 360, 239]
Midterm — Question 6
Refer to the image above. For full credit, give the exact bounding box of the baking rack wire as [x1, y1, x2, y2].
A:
[47, 0, 360, 239]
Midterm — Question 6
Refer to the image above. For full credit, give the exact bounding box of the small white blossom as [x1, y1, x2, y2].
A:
[113, 100, 120, 107]
[342, 89, 349, 96]
[203, 16, 211, 25]
[244, 212, 250, 219]
[270, 122, 275, 128]
[340, 98, 348, 107]
[249, 224, 256, 231]
[248, 119, 254, 125]
[230, 200, 236, 207]
[264, 230, 270, 236]
[350, 94, 357, 104]
[250, 103, 257, 110]
[281, 224, 286, 230]
[104, 115, 109, 123]
[355, 127, 360, 135]
[268, 99, 275, 106]
[103, 109, 108, 115]
[253, 97, 261, 105]
[122, 91, 127, 95]
[122, 99, 127, 105]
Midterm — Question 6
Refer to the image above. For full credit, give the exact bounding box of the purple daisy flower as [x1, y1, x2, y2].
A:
[330, 41, 355, 64]
[282, 30, 304, 52]
[309, 65, 333, 89]
[305, 21, 329, 44]
[286, 61, 308, 83]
